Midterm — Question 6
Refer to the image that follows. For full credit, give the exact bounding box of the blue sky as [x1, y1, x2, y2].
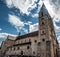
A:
[0, 0, 60, 45]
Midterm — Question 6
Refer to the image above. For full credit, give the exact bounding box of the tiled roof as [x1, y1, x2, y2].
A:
[16, 31, 38, 40]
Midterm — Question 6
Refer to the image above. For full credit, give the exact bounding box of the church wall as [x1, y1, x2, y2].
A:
[6, 44, 32, 55]
[6, 36, 38, 56]
[1, 39, 15, 55]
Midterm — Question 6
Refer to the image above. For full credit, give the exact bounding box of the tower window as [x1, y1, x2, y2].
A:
[42, 21, 45, 25]
[41, 30, 45, 35]
[41, 12, 43, 16]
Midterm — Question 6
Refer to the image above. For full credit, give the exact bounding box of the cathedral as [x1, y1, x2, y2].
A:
[0, 3, 60, 57]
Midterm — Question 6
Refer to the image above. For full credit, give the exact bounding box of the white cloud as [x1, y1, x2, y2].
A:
[7, 0, 60, 33]
[5, 0, 13, 8]
[0, 32, 17, 45]
[32, 13, 38, 17]
[8, 14, 24, 32]
[43, 0, 60, 23]
[57, 36, 60, 44]
[5, 0, 38, 15]
[22, 28, 28, 34]
[8, 14, 30, 34]
[29, 23, 38, 32]
[0, 32, 16, 39]
[25, 21, 32, 25]
[8, 14, 24, 27]
[5, 0, 60, 43]
[53, 18, 60, 38]
[44, 0, 56, 17]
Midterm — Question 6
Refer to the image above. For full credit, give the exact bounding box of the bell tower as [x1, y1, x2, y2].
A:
[38, 3, 59, 57]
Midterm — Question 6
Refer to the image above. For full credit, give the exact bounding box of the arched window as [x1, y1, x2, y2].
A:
[27, 46, 30, 49]
[17, 47, 20, 50]
[21, 51, 23, 55]
[13, 47, 15, 51]
[41, 30, 45, 35]
[34, 40, 37, 43]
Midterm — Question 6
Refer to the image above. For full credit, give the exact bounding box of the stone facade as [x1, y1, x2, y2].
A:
[0, 3, 60, 57]
[6, 31, 38, 56]
[1, 35, 15, 55]
[38, 4, 59, 57]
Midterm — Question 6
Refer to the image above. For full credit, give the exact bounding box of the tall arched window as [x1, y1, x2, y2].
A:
[27, 46, 30, 49]
[17, 47, 20, 50]
[21, 51, 23, 55]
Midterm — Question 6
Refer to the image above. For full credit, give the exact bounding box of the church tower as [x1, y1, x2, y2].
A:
[38, 3, 59, 57]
